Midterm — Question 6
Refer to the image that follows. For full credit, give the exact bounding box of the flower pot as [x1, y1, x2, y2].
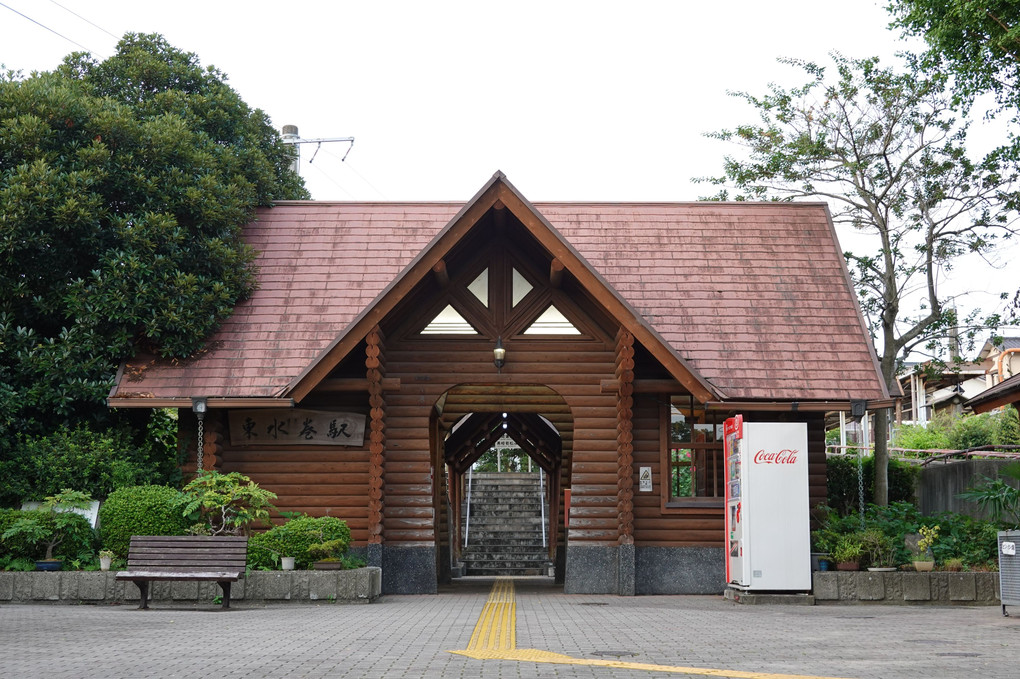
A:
[836, 561, 860, 571]
[99, 556, 112, 571]
[281, 556, 295, 571]
[35, 559, 62, 571]
[867, 567, 897, 572]
[313, 560, 343, 570]
[913, 560, 935, 572]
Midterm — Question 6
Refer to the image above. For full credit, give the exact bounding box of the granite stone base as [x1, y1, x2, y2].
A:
[813, 571, 1000, 605]
[635, 546, 726, 594]
[563, 544, 725, 594]
[381, 545, 436, 594]
[564, 545, 619, 594]
[0, 568, 382, 605]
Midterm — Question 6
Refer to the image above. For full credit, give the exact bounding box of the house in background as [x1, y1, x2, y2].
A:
[108, 173, 890, 595]
[897, 337, 1020, 425]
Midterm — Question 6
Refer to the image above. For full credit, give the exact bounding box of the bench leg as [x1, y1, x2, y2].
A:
[135, 581, 150, 610]
[218, 581, 232, 609]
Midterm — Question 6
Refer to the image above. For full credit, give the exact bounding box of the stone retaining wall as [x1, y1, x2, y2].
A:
[813, 571, 1000, 604]
[0, 567, 382, 605]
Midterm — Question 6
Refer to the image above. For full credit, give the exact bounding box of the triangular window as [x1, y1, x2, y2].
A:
[468, 269, 488, 308]
[523, 305, 581, 335]
[511, 268, 533, 307]
[422, 305, 479, 334]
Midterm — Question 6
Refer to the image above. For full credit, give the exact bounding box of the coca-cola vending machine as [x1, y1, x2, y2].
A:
[724, 415, 810, 591]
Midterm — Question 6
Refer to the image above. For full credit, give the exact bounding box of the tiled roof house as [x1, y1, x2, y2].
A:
[110, 173, 889, 594]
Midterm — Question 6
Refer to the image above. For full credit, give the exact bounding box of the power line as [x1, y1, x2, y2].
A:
[48, 0, 118, 40]
[0, 1, 98, 54]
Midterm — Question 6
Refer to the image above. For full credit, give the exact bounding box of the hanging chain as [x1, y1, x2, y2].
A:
[857, 440, 866, 529]
[197, 417, 205, 473]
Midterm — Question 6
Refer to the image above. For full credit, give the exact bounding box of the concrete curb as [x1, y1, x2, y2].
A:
[0, 566, 382, 605]
[813, 570, 1000, 604]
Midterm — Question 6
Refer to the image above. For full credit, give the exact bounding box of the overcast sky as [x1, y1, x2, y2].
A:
[1, 0, 1016, 343]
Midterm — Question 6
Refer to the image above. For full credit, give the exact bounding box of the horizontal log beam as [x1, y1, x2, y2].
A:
[316, 377, 401, 393]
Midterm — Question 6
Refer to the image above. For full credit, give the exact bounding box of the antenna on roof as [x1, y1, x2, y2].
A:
[280, 125, 355, 175]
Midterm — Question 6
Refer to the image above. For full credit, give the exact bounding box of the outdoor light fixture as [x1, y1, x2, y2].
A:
[493, 337, 506, 371]
[191, 397, 208, 472]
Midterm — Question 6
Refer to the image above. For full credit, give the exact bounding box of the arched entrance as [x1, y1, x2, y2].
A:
[431, 384, 572, 585]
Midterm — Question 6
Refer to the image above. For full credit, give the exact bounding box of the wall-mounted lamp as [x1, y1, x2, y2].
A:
[493, 337, 506, 372]
[191, 397, 208, 472]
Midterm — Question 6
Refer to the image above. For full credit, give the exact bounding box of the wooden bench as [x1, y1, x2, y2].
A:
[116, 535, 248, 609]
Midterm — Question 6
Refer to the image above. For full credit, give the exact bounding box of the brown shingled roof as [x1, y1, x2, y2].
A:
[109, 173, 888, 405]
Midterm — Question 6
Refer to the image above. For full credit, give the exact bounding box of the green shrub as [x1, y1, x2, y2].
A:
[99, 485, 189, 557]
[996, 406, 1020, 446]
[181, 471, 277, 536]
[948, 413, 998, 450]
[248, 516, 352, 570]
[826, 454, 918, 515]
[890, 422, 951, 451]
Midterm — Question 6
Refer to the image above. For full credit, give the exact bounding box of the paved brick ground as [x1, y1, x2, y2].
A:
[1, 577, 1018, 678]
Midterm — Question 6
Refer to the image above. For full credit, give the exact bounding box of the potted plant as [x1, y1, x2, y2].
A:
[911, 525, 939, 572]
[830, 533, 864, 571]
[0, 489, 93, 571]
[308, 539, 349, 570]
[860, 528, 897, 571]
[280, 556, 296, 570]
[99, 549, 114, 571]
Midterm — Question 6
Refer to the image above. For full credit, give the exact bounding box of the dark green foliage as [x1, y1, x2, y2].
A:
[827, 455, 919, 515]
[997, 405, 1020, 445]
[0, 33, 306, 480]
[98, 485, 189, 557]
[947, 413, 998, 450]
[0, 508, 95, 563]
[813, 502, 999, 568]
[248, 516, 352, 570]
[0, 417, 178, 506]
[958, 461, 1020, 528]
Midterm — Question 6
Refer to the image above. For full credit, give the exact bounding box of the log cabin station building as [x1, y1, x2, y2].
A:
[108, 173, 891, 595]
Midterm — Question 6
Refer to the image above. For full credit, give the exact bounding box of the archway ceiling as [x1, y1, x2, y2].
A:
[444, 410, 562, 475]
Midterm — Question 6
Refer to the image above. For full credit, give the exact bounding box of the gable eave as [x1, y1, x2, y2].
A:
[285, 172, 722, 403]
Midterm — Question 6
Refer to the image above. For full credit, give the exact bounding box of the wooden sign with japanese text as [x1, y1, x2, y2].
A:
[229, 409, 366, 447]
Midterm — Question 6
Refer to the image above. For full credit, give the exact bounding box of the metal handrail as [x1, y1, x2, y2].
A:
[540, 467, 546, 549]
[463, 466, 473, 548]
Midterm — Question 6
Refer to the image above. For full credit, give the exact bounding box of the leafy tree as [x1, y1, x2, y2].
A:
[0, 34, 306, 482]
[889, 1, 1020, 120]
[889, 2, 1020, 315]
[698, 54, 1017, 504]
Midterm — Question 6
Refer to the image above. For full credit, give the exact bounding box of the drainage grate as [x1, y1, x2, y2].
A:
[591, 650, 638, 657]
[578, 602, 609, 606]
[936, 652, 980, 658]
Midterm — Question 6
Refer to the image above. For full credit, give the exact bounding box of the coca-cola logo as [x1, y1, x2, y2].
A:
[752, 449, 799, 464]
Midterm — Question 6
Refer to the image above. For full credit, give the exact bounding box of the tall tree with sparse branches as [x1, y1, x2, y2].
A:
[697, 53, 1017, 505]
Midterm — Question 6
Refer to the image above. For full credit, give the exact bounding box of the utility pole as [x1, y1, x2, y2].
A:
[281, 125, 355, 175]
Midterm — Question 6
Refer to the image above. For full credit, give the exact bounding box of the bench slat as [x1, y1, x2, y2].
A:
[116, 571, 242, 581]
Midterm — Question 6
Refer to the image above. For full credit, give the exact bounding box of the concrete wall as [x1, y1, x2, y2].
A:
[813, 571, 1000, 605]
[0, 568, 382, 605]
[918, 460, 1020, 519]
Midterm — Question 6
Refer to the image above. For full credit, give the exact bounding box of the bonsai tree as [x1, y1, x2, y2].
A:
[307, 539, 349, 563]
[1, 489, 93, 562]
[181, 471, 277, 536]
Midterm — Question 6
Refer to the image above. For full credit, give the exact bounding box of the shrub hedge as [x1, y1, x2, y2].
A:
[248, 516, 352, 570]
[827, 454, 918, 515]
[98, 485, 189, 557]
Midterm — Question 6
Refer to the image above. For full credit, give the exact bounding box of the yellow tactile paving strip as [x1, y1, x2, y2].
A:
[449, 579, 856, 679]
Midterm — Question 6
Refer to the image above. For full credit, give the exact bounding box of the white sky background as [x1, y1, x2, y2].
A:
[1, 0, 1017, 354]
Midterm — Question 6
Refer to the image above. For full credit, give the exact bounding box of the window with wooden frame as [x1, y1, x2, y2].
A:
[660, 395, 724, 509]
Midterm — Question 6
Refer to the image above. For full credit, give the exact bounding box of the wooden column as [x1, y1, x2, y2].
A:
[366, 326, 386, 545]
[615, 328, 635, 545]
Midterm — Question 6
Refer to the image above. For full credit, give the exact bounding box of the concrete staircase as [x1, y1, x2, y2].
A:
[460, 472, 552, 576]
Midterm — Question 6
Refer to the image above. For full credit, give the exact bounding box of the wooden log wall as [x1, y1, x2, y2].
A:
[630, 396, 724, 547]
